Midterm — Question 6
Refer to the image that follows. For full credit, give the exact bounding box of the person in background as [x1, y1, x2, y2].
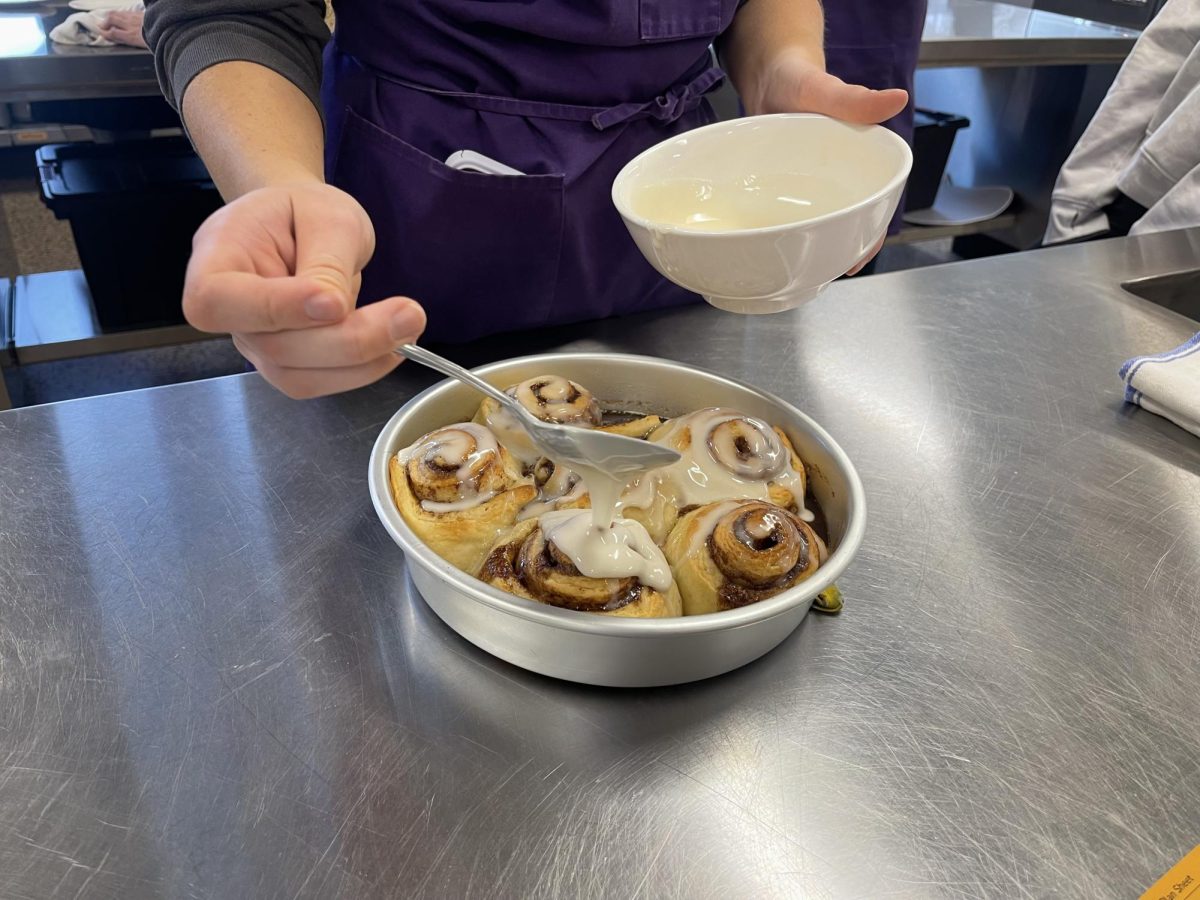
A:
[141, 0, 909, 400]
[97, 9, 148, 48]
[825, 0, 929, 246]
[1044, 0, 1200, 243]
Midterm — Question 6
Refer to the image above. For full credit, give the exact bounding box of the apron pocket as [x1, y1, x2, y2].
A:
[639, 0, 728, 40]
[329, 107, 565, 343]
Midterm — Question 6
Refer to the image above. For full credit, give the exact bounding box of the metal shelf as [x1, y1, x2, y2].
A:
[887, 212, 1020, 246]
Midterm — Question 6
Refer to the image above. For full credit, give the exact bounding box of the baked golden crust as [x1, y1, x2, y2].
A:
[389, 424, 536, 573]
[768, 427, 808, 512]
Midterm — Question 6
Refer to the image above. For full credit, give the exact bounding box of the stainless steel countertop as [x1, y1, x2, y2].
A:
[2, 231, 1199, 899]
[0, 0, 1139, 104]
[920, 0, 1139, 68]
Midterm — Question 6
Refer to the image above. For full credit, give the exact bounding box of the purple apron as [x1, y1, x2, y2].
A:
[321, 1, 736, 343]
[823, 0, 929, 235]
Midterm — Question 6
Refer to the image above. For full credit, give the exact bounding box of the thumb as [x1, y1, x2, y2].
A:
[291, 189, 376, 317]
[797, 72, 908, 125]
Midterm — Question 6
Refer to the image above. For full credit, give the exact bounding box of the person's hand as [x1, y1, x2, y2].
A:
[184, 181, 426, 399]
[741, 47, 908, 122]
[743, 47, 908, 274]
[98, 10, 148, 49]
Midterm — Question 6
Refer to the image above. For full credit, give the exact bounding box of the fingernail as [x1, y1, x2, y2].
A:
[305, 294, 343, 321]
[389, 306, 424, 342]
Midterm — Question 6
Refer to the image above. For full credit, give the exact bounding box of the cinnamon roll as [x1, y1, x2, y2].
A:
[518, 456, 678, 544]
[474, 375, 603, 465]
[649, 409, 812, 518]
[390, 423, 536, 572]
[664, 500, 825, 616]
[479, 510, 682, 618]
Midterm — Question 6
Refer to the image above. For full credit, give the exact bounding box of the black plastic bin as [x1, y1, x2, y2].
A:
[905, 109, 970, 212]
[37, 138, 223, 331]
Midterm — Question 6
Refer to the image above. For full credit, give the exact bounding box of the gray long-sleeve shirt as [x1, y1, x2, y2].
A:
[143, 0, 330, 117]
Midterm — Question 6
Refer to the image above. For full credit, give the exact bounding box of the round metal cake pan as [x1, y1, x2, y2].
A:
[369, 353, 866, 687]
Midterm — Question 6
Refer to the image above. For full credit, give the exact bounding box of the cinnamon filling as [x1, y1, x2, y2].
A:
[495, 529, 640, 613]
[708, 502, 816, 609]
[405, 427, 503, 505]
[706, 418, 783, 480]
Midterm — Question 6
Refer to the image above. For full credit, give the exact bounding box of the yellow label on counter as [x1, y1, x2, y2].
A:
[1142, 845, 1200, 900]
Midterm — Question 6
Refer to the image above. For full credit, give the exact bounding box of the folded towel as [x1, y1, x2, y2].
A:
[49, 11, 116, 46]
[48, 3, 143, 47]
[1120, 331, 1200, 437]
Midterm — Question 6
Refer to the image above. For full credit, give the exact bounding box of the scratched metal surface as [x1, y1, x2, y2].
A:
[2, 231, 1199, 900]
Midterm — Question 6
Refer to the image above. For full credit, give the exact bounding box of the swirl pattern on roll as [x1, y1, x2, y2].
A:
[511, 376, 602, 426]
[402, 423, 508, 511]
[390, 423, 535, 573]
[647, 409, 811, 518]
[664, 500, 824, 615]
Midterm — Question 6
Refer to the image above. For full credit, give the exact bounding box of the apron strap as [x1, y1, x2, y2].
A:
[374, 64, 726, 131]
[590, 66, 725, 131]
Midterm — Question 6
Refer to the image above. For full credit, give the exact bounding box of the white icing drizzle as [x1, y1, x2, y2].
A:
[539, 509, 672, 592]
[517, 462, 586, 521]
[616, 469, 662, 512]
[518, 459, 664, 523]
[483, 404, 541, 466]
[397, 422, 502, 514]
[512, 376, 597, 423]
[651, 408, 813, 521]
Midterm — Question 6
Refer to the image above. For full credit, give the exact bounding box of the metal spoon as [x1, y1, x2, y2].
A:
[395, 344, 682, 478]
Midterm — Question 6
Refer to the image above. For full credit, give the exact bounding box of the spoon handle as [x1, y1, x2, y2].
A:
[396, 344, 516, 410]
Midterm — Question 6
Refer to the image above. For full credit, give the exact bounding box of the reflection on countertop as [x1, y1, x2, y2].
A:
[921, 0, 1140, 67]
[925, 0, 1140, 42]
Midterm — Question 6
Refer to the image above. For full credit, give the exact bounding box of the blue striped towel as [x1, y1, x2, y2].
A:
[1119, 331, 1200, 438]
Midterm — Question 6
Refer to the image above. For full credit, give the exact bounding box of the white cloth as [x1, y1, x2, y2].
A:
[1044, 0, 1200, 243]
[48, 3, 143, 48]
[1120, 331, 1200, 437]
[49, 11, 116, 46]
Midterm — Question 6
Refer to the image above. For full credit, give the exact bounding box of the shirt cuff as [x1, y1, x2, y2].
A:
[154, 23, 324, 126]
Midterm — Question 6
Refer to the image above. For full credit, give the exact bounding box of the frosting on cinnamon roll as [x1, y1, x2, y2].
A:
[646, 409, 812, 520]
[664, 500, 823, 615]
[479, 511, 681, 618]
[399, 423, 509, 512]
[516, 457, 679, 543]
[389, 423, 536, 572]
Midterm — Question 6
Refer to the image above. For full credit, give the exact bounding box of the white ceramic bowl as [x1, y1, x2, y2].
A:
[612, 113, 913, 314]
[369, 354, 867, 688]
